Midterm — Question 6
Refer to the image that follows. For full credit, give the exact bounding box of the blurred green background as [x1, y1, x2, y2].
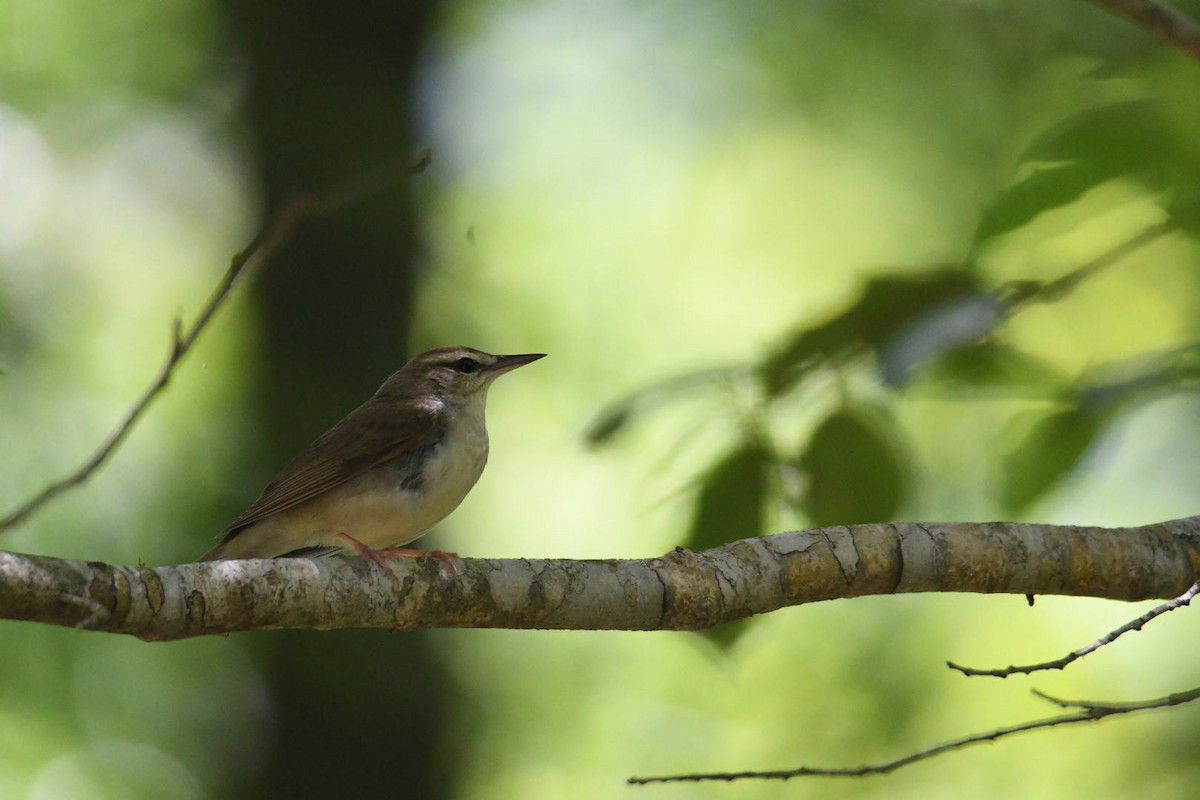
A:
[3, 1, 1200, 797]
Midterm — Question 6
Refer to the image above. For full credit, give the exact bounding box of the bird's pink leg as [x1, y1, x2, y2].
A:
[334, 532, 460, 576]
[377, 545, 461, 573]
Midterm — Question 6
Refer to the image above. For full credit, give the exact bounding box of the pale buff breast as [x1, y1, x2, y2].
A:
[220, 402, 492, 557]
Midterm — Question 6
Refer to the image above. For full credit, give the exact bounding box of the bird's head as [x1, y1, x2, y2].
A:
[389, 346, 545, 401]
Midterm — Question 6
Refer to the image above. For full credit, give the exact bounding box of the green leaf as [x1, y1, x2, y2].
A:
[1001, 406, 1106, 513]
[697, 617, 752, 650]
[762, 268, 984, 396]
[585, 365, 750, 449]
[684, 441, 771, 651]
[684, 441, 770, 553]
[918, 340, 1069, 398]
[583, 403, 632, 448]
[1024, 100, 1159, 164]
[799, 408, 907, 526]
[973, 100, 1186, 246]
[974, 162, 1119, 244]
[878, 292, 1005, 386]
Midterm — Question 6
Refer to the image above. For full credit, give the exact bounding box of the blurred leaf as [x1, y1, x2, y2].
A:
[1001, 406, 1107, 513]
[1154, 59, 1200, 233]
[762, 268, 984, 396]
[684, 440, 770, 553]
[999, 347, 1197, 512]
[1081, 342, 1200, 407]
[1163, 191, 1200, 236]
[685, 440, 771, 651]
[1025, 100, 1159, 163]
[0, 292, 33, 366]
[878, 291, 1005, 386]
[698, 617, 752, 650]
[584, 403, 633, 447]
[974, 100, 1197, 245]
[974, 163, 1116, 245]
[918, 340, 1069, 398]
[586, 365, 750, 449]
[799, 407, 907, 526]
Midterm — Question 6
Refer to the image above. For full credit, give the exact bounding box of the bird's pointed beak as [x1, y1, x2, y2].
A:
[487, 352, 546, 378]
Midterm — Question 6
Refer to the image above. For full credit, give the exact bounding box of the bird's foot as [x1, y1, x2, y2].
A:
[379, 545, 461, 575]
[333, 532, 460, 577]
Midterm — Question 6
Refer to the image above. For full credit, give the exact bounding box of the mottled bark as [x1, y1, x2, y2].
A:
[3, 517, 1197, 641]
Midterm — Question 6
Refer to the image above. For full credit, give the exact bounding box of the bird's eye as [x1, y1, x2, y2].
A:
[454, 357, 480, 374]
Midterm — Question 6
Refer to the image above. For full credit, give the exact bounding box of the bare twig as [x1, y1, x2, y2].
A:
[1031, 686, 1200, 713]
[1000, 221, 1177, 311]
[0, 151, 432, 533]
[1088, 0, 1200, 63]
[948, 581, 1200, 677]
[628, 686, 1200, 784]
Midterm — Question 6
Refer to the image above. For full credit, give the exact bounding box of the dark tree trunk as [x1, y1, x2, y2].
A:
[217, 2, 444, 798]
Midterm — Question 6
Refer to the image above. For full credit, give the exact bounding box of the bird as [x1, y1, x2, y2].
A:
[198, 345, 544, 571]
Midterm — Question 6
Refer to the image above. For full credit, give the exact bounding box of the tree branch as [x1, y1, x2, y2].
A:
[0, 150, 433, 534]
[948, 579, 1200, 677]
[1087, 0, 1200, 63]
[1, 517, 1196, 641]
[628, 686, 1200, 784]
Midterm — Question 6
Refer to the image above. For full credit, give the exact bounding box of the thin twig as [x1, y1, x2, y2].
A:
[947, 580, 1200, 677]
[1000, 221, 1177, 311]
[628, 686, 1200, 784]
[1088, 0, 1200, 62]
[0, 150, 433, 533]
[1032, 686, 1200, 713]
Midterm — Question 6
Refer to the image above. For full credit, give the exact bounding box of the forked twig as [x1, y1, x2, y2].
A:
[947, 581, 1200, 678]
[628, 686, 1200, 784]
[0, 150, 432, 533]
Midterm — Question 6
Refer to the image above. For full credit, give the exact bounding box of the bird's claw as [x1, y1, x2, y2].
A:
[333, 532, 461, 577]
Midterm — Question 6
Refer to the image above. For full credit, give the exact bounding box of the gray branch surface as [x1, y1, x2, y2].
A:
[2, 517, 1197, 641]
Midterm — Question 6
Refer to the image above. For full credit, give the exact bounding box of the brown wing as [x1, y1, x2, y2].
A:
[223, 396, 442, 536]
